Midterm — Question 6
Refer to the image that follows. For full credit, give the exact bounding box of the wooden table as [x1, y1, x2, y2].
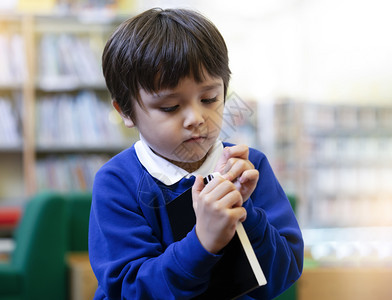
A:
[68, 252, 98, 300]
[298, 267, 392, 300]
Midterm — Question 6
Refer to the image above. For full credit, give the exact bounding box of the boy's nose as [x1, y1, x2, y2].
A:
[184, 105, 204, 128]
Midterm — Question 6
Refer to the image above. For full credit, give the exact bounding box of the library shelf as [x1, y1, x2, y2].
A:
[0, 12, 135, 205]
[268, 100, 392, 228]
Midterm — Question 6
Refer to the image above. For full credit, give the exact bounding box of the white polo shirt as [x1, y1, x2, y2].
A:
[134, 135, 223, 186]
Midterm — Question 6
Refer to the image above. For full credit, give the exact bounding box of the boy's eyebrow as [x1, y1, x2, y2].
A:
[200, 82, 223, 92]
[152, 91, 180, 99]
[153, 82, 223, 99]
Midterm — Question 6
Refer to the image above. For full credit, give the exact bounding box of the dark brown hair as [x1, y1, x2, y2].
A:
[102, 8, 231, 121]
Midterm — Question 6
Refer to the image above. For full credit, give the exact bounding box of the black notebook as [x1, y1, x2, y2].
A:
[166, 174, 267, 300]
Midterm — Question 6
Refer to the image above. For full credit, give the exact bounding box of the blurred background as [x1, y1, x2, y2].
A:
[0, 0, 391, 299]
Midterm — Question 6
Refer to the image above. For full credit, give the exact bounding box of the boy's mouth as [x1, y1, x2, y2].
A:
[185, 136, 206, 143]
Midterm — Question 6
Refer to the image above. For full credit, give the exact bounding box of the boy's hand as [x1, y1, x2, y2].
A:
[214, 145, 259, 202]
[192, 175, 246, 254]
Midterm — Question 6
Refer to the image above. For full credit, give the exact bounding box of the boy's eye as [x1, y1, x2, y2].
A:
[201, 97, 218, 104]
[160, 105, 179, 112]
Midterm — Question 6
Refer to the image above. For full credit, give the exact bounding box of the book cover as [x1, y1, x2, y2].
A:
[166, 175, 267, 300]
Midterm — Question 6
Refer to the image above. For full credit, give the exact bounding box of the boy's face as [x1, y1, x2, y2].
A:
[123, 73, 224, 170]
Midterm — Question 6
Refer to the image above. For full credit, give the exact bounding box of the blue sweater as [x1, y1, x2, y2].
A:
[89, 143, 303, 299]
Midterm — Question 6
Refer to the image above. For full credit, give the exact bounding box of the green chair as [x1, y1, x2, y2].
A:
[273, 194, 299, 300]
[274, 283, 297, 300]
[0, 192, 68, 300]
[65, 192, 92, 252]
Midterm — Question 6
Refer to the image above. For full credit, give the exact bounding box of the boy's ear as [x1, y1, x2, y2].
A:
[112, 100, 135, 128]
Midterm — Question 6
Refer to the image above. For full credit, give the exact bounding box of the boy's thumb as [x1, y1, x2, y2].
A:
[192, 175, 204, 211]
[192, 175, 205, 194]
[214, 147, 229, 174]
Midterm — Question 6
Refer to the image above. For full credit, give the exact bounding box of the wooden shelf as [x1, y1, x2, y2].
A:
[0, 83, 24, 90]
[0, 145, 23, 153]
[36, 144, 129, 153]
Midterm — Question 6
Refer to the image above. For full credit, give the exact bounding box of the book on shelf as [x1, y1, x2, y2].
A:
[0, 97, 21, 147]
[166, 173, 266, 300]
[36, 91, 130, 148]
[0, 34, 26, 85]
[38, 33, 105, 90]
[36, 154, 109, 192]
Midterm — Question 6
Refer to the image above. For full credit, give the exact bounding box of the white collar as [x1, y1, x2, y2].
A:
[134, 135, 223, 186]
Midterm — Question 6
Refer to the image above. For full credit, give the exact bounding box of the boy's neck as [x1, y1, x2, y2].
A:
[150, 149, 207, 173]
[166, 156, 208, 173]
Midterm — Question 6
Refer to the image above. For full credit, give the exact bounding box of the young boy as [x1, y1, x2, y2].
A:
[89, 8, 303, 300]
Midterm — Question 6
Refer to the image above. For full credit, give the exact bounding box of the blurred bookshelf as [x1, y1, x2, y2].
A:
[264, 100, 392, 228]
[0, 7, 138, 205]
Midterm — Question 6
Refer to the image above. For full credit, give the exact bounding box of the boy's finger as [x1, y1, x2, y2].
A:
[192, 175, 205, 194]
[230, 206, 247, 223]
[238, 208, 247, 223]
[224, 145, 249, 160]
[214, 145, 249, 175]
[217, 189, 243, 209]
[200, 175, 225, 195]
[214, 147, 230, 174]
[222, 158, 254, 181]
[239, 169, 259, 184]
[201, 178, 236, 204]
